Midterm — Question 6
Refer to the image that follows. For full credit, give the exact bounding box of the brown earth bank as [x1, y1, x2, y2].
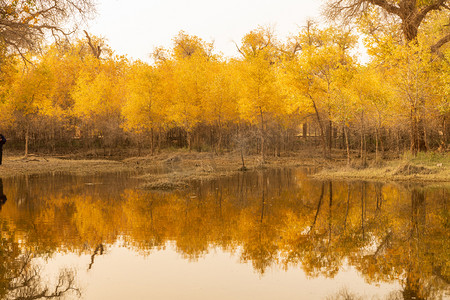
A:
[0, 149, 322, 180]
[0, 149, 448, 189]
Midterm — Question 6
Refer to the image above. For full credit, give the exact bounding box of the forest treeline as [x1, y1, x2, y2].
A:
[0, 2, 449, 163]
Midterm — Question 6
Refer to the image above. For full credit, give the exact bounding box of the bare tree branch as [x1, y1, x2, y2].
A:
[0, 0, 95, 58]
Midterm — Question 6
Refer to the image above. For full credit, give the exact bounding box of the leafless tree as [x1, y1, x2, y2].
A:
[0, 0, 95, 59]
[325, 0, 450, 52]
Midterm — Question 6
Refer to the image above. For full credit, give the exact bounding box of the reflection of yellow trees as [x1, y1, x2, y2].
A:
[0, 172, 448, 296]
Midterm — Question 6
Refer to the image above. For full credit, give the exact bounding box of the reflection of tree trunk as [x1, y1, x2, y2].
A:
[88, 244, 104, 271]
[361, 183, 366, 241]
[238, 173, 247, 207]
[344, 183, 350, 230]
[328, 181, 333, 244]
[375, 183, 383, 212]
[411, 188, 425, 239]
[260, 189, 265, 224]
[402, 189, 427, 300]
[403, 272, 425, 300]
[373, 232, 392, 258]
[218, 186, 223, 218]
[308, 182, 325, 234]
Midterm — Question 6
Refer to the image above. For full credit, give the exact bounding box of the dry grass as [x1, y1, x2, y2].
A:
[0, 154, 132, 177]
[314, 152, 450, 183]
[0, 150, 321, 190]
[2, 150, 447, 189]
[130, 150, 321, 190]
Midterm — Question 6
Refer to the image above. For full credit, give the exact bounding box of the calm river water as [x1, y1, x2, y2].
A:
[0, 169, 448, 299]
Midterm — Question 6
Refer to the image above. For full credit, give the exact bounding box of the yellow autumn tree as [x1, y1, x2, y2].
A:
[286, 22, 358, 159]
[168, 31, 215, 150]
[201, 59, 240, 152]
[122, 60, 168, 154]
[72, 52, 128, 153]
[236, 26, 285, 163]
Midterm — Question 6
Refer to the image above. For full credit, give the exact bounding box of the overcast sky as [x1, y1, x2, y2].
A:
[88, 0, 324, 61]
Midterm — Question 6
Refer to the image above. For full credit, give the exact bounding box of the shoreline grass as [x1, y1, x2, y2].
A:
[314, 151, 450, 183]
[0, 150, 448, 190]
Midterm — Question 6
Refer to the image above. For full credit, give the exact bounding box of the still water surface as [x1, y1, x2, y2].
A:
[0, 169, 448, 299]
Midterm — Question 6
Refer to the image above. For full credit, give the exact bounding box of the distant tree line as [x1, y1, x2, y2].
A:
[0, 0, 449, 163]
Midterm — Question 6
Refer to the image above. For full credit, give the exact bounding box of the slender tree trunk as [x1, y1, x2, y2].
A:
[151, 127, 154, 156]
[310, 95, 328, 159]
[217, 119, 222, 153]
[187, 130, 191, 151]
[24, 125, 29, 158]
[411, 108, 418, 156]
[444, 116, 448, 146]
[328, 120, 333, 158]
[423, 125, 429, 151]
[380, 127, 385, 159]
[360, 111, 367, 166]
[138, 135, 141, 156]
[344, 125, 350, 166]
[375, 127, 379, 163]
[158, 126, 162, 153]
[259, 107, 265, 164]
[240, 147, 246, 170]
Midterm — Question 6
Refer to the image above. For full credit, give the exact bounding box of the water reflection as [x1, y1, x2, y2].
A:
[0, 170, 448, 299]
[0, 178, 6, 212]
[0, 219, 80, 299]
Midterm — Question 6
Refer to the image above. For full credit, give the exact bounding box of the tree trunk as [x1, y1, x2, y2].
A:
[259, 108, 265, 164]
[24, 126, 29, 158]
[410, 108, 418, 156]
[150, 127, 154, 156]
[158, 126, 162, 153]
[344, 125, 350, 166]
[310, 96, 328, 159]
[328, 120, 333, 158]
[375, 126, 379, 163]
[217, 119, 222, 153]
[360, 111, 367, 166]
[187, 130, 191, 151]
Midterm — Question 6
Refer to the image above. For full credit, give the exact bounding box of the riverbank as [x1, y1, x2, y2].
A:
[1, 150, 448, 187]
[0, 149, 321, 182]
[314, 152, 450, 183]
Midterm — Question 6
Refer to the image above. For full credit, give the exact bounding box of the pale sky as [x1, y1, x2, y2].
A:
[88, 0, 324, 62]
